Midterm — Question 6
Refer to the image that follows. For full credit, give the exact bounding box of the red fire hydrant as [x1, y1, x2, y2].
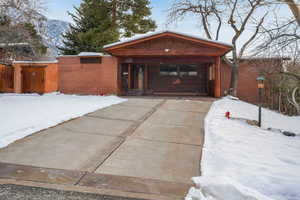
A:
[225, 111, 231, 119]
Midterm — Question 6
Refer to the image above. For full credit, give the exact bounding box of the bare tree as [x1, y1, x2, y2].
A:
[0, 0, 45, 24]
[255, 24, 300, 115]
[0, 0, 46, 64]
[281, 65, 300, 115]
[168, 0, 273, 96]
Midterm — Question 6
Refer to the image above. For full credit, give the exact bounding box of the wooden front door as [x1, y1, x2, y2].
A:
[22, 66, 45, 93]
[149, 63, 208, 94]
[121, 64, 146, 95]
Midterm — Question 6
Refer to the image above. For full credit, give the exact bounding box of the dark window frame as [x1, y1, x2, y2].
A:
[179, 64, 198, 77]
[159, 64, 198, 77]
[159, 64, 178, 76]
[80, 57, 102, 64]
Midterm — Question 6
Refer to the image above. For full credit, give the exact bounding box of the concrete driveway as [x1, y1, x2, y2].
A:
[0, 97, 212, 200]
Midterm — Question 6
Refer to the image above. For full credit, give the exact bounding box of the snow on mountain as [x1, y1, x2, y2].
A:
[3, 6, 69, 57]
[43, 19, 70, 56]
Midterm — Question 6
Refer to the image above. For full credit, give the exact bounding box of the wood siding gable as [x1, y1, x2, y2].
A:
[104, 32, 232, 57]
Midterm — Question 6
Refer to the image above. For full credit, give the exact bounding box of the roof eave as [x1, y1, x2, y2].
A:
[104, 30, 233, 51]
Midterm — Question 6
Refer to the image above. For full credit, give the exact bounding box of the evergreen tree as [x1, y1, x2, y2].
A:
[60, 0, 156, 55]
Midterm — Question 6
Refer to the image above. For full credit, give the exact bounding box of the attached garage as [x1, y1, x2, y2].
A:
[104, 30, 232, 97]
[148, 62, 208, 95]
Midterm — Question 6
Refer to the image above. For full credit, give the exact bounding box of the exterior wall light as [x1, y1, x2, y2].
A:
[164, 48, 170, 52]
[256, 76, 265, 127]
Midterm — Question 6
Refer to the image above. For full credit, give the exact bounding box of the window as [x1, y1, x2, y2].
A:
[80, 57, 102, 64]
[160, 64, 198, 77]
[160, 64, 178, 76]
[179, 64, 198, 76]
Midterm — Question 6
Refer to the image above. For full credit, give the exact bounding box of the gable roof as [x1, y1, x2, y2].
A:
[103, 30, 233, 51]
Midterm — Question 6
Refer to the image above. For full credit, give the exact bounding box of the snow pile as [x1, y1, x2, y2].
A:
[0, 93, 127, 148]
[187, 97, 300, 200]
[186, 176, 273, 200]
[78, 52, 104, 56]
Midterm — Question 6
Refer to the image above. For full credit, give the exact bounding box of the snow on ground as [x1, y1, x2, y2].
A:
[0, 93, 127, 148]
[186, 97, 300, 200]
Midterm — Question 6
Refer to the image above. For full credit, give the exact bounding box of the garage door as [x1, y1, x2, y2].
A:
[149, 64, 208, 94]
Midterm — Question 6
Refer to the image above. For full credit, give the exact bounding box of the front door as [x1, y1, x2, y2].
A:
[121, 64, 145, 95]
[149, 63, 208, 94]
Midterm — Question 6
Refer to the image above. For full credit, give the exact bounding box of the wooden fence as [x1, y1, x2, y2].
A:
[0, 64, 14, 92]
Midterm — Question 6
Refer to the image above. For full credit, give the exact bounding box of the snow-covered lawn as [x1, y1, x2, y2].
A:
[0, 93, 126, 148]
[187, 97, 300, 200]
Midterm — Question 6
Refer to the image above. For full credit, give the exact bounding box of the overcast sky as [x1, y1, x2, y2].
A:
[45, 0, 294, 53]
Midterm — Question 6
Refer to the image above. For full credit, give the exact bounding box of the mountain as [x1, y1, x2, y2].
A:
[43, 19, 70, 57]
[3, 7, 70, 57]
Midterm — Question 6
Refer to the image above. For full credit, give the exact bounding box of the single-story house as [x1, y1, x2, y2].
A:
[0, 30, 286, 104]
[58, 30, 233, 98]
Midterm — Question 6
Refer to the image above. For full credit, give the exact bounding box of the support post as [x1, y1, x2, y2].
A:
[214, 56, 221, 98]
[144, 64, 148, 90]
[128, 63, 132, 89]
[13, 64, 22, 93]
[117, 62, 122, 95]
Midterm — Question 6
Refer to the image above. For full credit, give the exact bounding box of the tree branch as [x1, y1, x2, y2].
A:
[283, 0, 300, 26]
[228, 0, 239, 33]
[280, 71, 300, 81]
[239, 12, 267, 58]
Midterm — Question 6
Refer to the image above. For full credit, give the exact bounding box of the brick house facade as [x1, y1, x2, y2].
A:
[0, 31, 284, 104]
[57, 55, 119, 95]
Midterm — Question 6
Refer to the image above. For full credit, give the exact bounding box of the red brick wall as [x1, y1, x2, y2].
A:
[221, 59, 281, 104]
[58, 56, 119, 95]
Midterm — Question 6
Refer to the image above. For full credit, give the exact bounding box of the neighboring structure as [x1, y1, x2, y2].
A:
[221, 57, 285, 103]
[0, 61, 58, 94]
[0, 43, 34, 65]
[59, 31, 233, 98]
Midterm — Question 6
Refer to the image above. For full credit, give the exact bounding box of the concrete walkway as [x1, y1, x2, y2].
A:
[0, 98, 212, 199]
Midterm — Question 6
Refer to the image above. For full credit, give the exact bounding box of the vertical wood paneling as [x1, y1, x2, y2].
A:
[128, 63, 132, 89]
[214, 56, 221, 97]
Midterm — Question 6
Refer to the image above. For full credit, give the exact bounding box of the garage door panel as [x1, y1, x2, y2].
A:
[149, 64, 208, 93]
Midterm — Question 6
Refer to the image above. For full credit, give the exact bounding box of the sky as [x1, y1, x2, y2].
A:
[45, 0, 294, 53]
